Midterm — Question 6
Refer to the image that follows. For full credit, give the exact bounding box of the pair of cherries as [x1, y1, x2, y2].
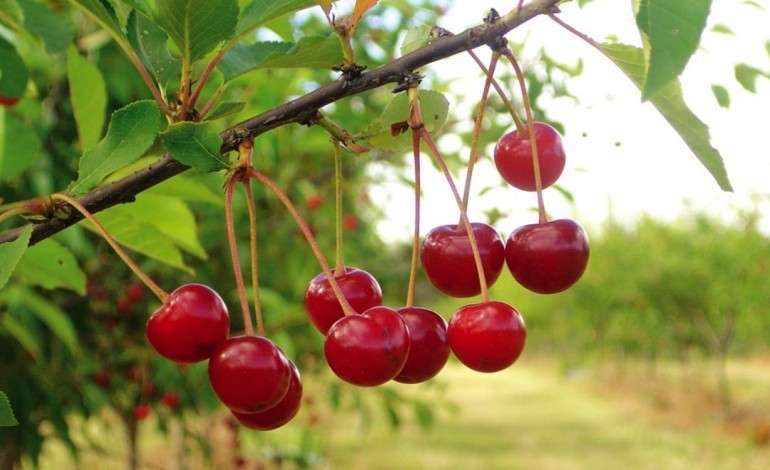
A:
[145, 284, 301, 430]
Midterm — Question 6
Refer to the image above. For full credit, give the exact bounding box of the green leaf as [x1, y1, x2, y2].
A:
[0, 35, 28, 99]
[218, 35, 342, 82]
[0, 225, 31, 290]
[636, 0, 712, 100]
[68, 100, 161, 196]
[161, 121, 227, 172]
[361, 90, 449, 151]
[710, 24, 734, 35]
[154, 0, 239, 63]
[0, 0, 23, 31]
[20, 0, 74, 54]
[204, 101, 246, 121]
[0, 108, 41, 179]
[711, 84, 730, 108]
[14, 287, 80, 354]
[152, 175, 223, 205]
[126, 10, 182, 91]
[599, 42, 732, 191]
[16, 238, 87, 295]
[69, 0, 128, 51]
[67, 46, 107, 151]
[400, 25, 432, 56]
[234, 0, 314, 40]
[0, 391, 17, 426]
[1, 314, 41, 359]
[734, 63, 769, 93]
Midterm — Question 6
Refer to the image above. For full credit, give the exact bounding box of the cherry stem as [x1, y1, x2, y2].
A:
[407, 88, 490, 302]
[242, 178, 265, 337]
[332, 139, 345, 274]
[224, 171, 255, 337]
[460, 51, 499, 227]
[49, 193, 168, 303]
[466, 49, 525, 131]
[502, 49, 548, 224]
[406, 130, 422, 308]
[244, 167, 356, 317]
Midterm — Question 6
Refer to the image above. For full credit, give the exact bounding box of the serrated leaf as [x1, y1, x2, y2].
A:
[734, 63, 769, 93]
[69, 0, 130, 52]
[400, 25, 432, 56]
[161, 121, 227, 172]
[155, 0, 238, 63]
[67, 46, 107, 151]
[14, 287, 80, 354]
[636, 0, 712, 100]
[0, 225, 31, 290]
[599, 42, 732, 191]
[0, 108, 41, 179]
[20, 0, 74, 54]
[16, 238, 86, 295]
[711, 84, 730, 108]
[126, 10, 181, 91]
[204, 101, 246, 121]
[68, 100, 161, 196]
[0, 391, 17, 426]
[0, 35, 28, 99]
[235, 0, 314, 39]
[218, 35, 342, 82]
[83, 213, 192, 273]
[362, 90, 449, 151]
[0, 0, 23, 31]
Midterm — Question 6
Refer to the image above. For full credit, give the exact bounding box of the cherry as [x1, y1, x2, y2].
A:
[305, 193, 323, 211]
[494, 122, 566, 191]
[161, 391, 181, 410]
[0, 96, 20, 107]
[343, 214, 360, 231]
[304, 267, 383, 334]
[394, 307, 450, 384]
[447, 301, 526, 373]
[505, 218, 589, 294]
[145, 284, 230, 364]
[125, 283, 145, 302]
[92, 371, 111, 388]
[208, 335, 291, 414]
[133, 404, 151, 421]
[420, 223, 505, 298]
[117, 296, 134, 314]
[232, 361, 303, 431]
[324, 306, 410, 387]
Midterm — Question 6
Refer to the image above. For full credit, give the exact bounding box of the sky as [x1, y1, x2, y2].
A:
[367, 0, 770, 242]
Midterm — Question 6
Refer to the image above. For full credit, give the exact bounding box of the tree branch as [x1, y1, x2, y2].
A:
[0, 0, 560, 246]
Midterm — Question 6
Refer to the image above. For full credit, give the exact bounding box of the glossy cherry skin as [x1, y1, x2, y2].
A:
[505, 218, 589, 294]
[494, 122, 566, 192]
[447, 301, 526, 373]
[324, 306, 410, 387]
[394, 307, 450, 384]
[208, 336, 292, 414]
[304, 267, 383, 334]
[232, 361, 303, 431]
[145, 284, 230, 364]
[421, 223, 505, 298]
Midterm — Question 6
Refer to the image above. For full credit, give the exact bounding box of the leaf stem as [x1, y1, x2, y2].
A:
[49, 193, 168, 302]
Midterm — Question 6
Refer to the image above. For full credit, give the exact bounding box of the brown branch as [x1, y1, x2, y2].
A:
[0, 0, 560, 247]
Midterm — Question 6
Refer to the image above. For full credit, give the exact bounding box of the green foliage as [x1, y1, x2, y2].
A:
[0, 391, 17, 426]
[16, 238, 86, 295]
[0, 225, 31, 290]
[154, 0, 238, 63]
[0, 35, 28, 99]
[66, 46, 108, 151]
[160, 121, 227, 172]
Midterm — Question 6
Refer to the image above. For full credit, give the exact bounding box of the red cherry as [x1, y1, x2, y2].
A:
[494, 122, 566, 191]
[0, 96, 20, 107]
[420, 223, 505, 298]
[117, 296, 134, 314]
[505, 218, 589, 294]
[124, 364, 141, 382]
[304, 267, 382, 334]
[126, 283, 145, 302]
[393, 307, 450, 384]
[208, 335, 292, 414]
[145, 284, 229, 364]
[305, 194, 323, 211]
[92, 371, 111, 388]
[161, 391, 181, 410]
[447, 301, 526, 373]
[232, 361, 303, 431]
[133, 404, 151, 421]
[324, 306, 410, 387]
[343, 214, 359, 231]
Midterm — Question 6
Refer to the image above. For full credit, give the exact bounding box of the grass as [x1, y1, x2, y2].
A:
[32, 356, 770, 469]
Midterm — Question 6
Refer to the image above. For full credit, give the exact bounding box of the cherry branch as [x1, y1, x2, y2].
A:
[0, 0, 560, 247]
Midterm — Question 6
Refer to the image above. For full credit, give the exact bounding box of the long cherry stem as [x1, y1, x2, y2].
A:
[502, 49, 548, 224]
[241, 178, 264, 337]
[49, 193, 168, 302]
[244, 168, 356, 316]
[224, 173, 255, 336]
[332, 139, 345, 274]
[406, 130, 422, 308]
[466, 49, 525, 131]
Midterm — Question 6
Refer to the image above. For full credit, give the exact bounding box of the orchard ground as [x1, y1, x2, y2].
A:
[34, 355, 770, 469]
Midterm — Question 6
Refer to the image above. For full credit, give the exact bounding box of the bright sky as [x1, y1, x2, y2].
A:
[368, 0, 770, 242]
